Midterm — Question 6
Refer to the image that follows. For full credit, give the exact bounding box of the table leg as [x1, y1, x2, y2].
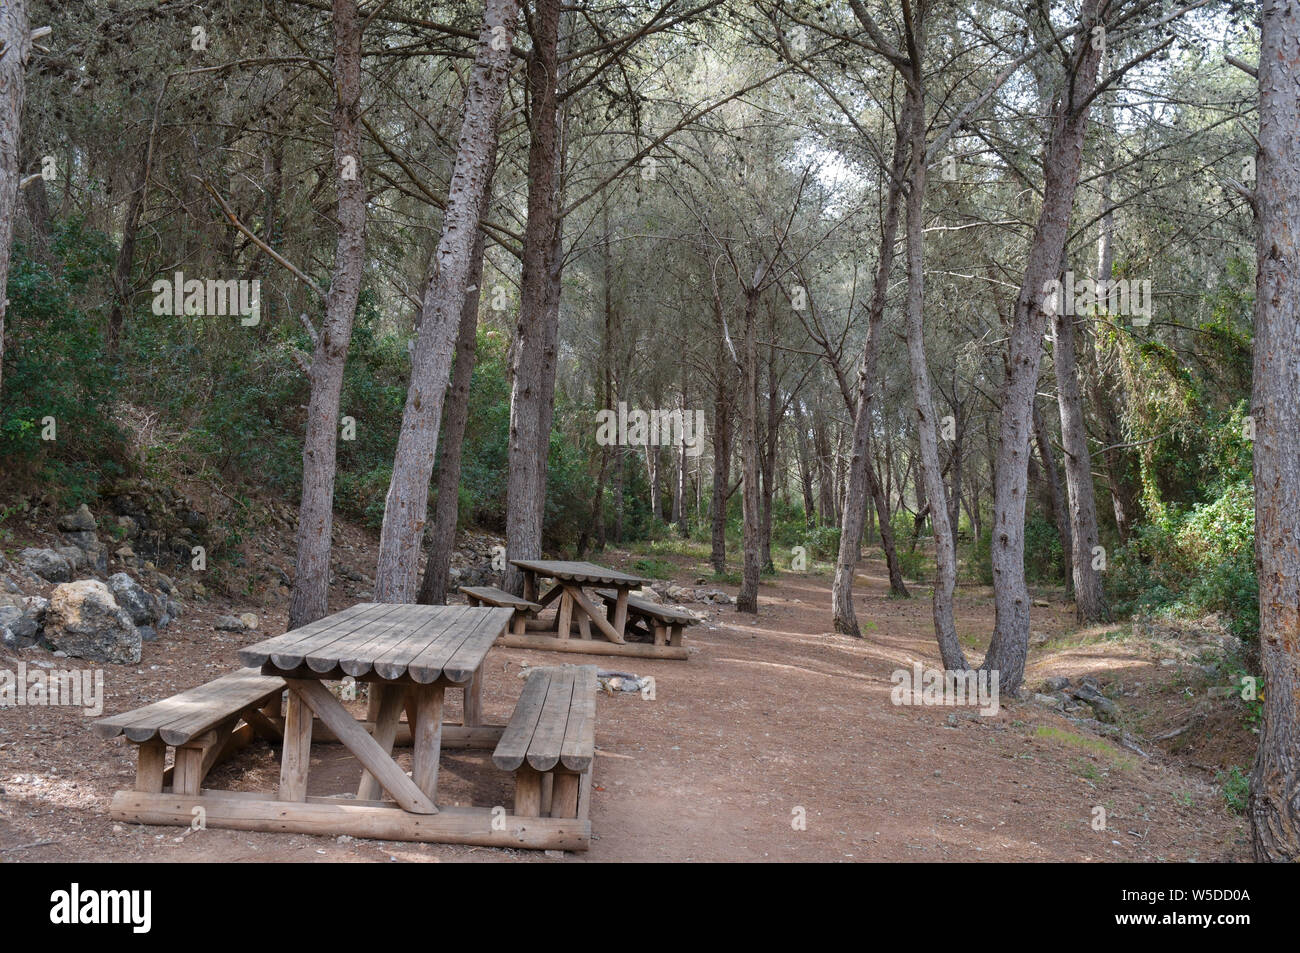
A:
[612, 589, 629, 637]
[410, 684, 446, 802]
[280, 686, 313, 802]
[358, 684, 406, 801]
[556, 588, 573, 639]
[464, 665, 484, 727]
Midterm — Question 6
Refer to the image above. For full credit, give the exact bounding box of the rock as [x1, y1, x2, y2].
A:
[1029, 630, 1050, 646]
[1032, 692, 1063, 708]
[107, 572, 160, 626]
[214, 615, 248, 632]
[62, 529, 99, 552]
[57, 503, 97, 533]
[42, 580, 141, 664]
[0, 605, 20, 629]
[1042, 676, 1071, 692]
[238, 612, 259, 631]
[115, 545, 135, 560]
[19, 548, 73, 583]
[137, 625, 158, 643]
[115, 515, 141, 540]
[56, 545, 88, 571]
[1072, 683, 1120, 723]
[0, 625, 16, 650]
[8, 613, 40, 645]
[632, 587, 663, 604]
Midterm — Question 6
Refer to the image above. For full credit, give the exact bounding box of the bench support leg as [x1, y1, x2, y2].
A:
[540, 772, 554, 816]
[515, 765, 542, 817]
[552, 772, 580, 819]
[136, 738, 166, 794]
[173, 745, 204, 796]
[280, 687, 313, 802]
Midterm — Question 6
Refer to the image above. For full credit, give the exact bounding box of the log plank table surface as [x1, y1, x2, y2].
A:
[501, 559, 690, 660]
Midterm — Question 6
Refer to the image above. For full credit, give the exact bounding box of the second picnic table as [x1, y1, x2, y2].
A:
[484, 558, 695, 660]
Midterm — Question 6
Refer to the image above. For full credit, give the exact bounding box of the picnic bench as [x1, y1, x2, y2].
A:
[100, 602, 595, 850]
[94, 667, 286, 796]
[492, 664, 596, 821]
[594, 589, 697, 648]
[461, 585, 540, 635]
[497, 558, 691, 660]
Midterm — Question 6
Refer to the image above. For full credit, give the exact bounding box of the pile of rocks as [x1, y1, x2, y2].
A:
[1032, 674, 1121, 723]
[648, 583, 733, 606]
[1, 504, 182, 664]
[1, 572, 177, 663]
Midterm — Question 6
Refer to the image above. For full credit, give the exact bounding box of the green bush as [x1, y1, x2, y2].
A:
[804, 523, 840, 560]
[1108, 478, 1257, 642]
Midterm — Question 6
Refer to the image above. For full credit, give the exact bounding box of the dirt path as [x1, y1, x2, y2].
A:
[0, 552, 1247, 863]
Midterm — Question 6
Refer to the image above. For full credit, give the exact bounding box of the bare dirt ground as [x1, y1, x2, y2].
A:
[0, 529, 1251, 863]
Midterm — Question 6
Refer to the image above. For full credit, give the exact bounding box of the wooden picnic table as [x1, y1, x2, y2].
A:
[100, 601, 597, 850]
[498, 558, 692, 660]
[238, 602, 512, 812]
[512, 559, 650, 644]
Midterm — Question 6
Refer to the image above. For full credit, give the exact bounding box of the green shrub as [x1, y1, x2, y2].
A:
[1216, 766, 1250, 814]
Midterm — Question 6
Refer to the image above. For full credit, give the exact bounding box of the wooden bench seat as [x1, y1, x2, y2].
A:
[461, 585, 541, 635]
[95, 668, 286, 796]
[594, 589, 698, 647]
[492, 664, 596, 820]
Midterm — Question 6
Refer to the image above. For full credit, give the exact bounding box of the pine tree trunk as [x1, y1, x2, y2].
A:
[417, 181, 493, 605]
[0, 0, 30, 400]
[736, 289, 762, 613]
[373, 0, 520, 603]
[985, 0, 1104, 693]
[902, 76, 967, 672]
[833, 98, 910, 634]
[503, 0, 562, 595]
[1250, 0, 1300, 863]
[287, 0, 369, 628]
[710, 291, 731, 573]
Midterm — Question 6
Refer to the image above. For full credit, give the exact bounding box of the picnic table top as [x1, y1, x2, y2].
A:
[509, 558, 652, 588]
[238, 602, 513, 684]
